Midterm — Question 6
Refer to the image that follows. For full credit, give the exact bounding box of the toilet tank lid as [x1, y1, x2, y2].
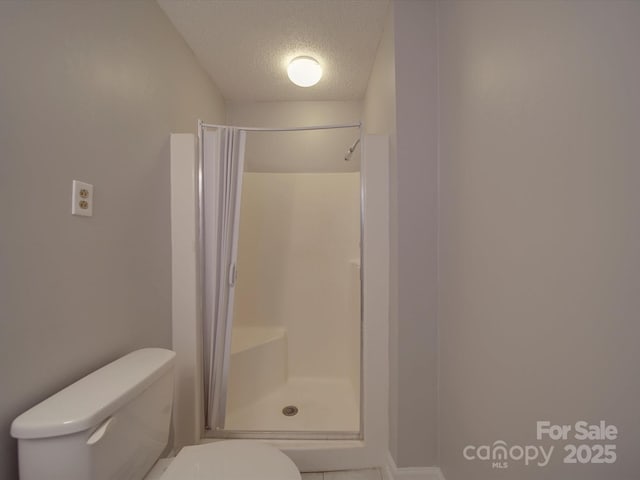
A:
[11, 348, 175, 440]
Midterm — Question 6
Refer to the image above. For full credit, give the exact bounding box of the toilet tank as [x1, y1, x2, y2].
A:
[11, 348, 176, 480]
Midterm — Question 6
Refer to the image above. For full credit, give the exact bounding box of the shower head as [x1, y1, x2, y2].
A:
[344, 138, 361, 161]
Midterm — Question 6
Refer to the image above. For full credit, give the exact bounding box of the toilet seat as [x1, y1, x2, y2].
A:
[157, 440, 301, 480]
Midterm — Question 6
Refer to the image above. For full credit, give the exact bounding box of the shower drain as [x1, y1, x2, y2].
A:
[282, 405, 299, 417]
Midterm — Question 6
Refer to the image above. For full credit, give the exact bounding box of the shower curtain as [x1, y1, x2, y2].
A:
[202, 126, 246, 430]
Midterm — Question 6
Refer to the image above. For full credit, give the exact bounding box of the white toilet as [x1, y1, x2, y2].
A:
[11, 348, 301, 480]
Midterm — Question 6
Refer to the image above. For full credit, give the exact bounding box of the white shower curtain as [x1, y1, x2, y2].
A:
[202, 127, 246, 430]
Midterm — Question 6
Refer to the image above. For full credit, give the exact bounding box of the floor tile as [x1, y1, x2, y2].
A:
[324, 468, 381, 480]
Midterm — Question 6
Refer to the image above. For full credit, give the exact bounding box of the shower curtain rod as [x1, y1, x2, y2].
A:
[199, 121, 361, 132]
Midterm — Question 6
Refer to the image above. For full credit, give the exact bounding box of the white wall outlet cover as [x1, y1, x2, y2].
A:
[71, 180, 94, 217]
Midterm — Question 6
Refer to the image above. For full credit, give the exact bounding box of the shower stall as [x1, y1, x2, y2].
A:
[200, 122, 363, 439]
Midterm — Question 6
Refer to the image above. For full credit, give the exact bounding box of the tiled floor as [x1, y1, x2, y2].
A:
[301, 468, 382, 480]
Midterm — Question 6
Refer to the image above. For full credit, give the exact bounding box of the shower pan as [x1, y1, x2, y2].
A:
[199, 122, 363, 440]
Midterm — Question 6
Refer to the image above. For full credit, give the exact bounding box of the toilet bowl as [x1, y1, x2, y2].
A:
[11, 348, 301, 480]
[153, 441, 300, 480]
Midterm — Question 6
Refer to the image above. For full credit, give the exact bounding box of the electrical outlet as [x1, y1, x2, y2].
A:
[71, 180, 93, 216]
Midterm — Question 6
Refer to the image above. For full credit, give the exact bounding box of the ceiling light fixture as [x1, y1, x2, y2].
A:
[287, 56, 322, 87]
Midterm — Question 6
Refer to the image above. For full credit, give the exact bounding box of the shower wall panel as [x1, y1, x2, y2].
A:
[233, 172, 360, 384]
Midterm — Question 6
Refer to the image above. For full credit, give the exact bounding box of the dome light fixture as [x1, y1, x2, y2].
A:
[287, 56, 322, 87]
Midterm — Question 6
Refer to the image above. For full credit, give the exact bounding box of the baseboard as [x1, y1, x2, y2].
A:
[382, 452, 445, 480]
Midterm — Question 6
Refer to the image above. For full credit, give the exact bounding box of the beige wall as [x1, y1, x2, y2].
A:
[0, 1, 224, 478]
[393, 0, 439, 467]
[364, 1, 439, 467]
[377, 0, 640, 474]
[438, 1, 640, 479]
[362, 2, 399, 461]
[226, 101, 362, 173]
[233, 172, 361, 384]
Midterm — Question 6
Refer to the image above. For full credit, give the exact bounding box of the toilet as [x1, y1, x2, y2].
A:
[11, 348, 301, 480]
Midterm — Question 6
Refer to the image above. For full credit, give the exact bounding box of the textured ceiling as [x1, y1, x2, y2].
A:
[157, 0, 390, 102]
